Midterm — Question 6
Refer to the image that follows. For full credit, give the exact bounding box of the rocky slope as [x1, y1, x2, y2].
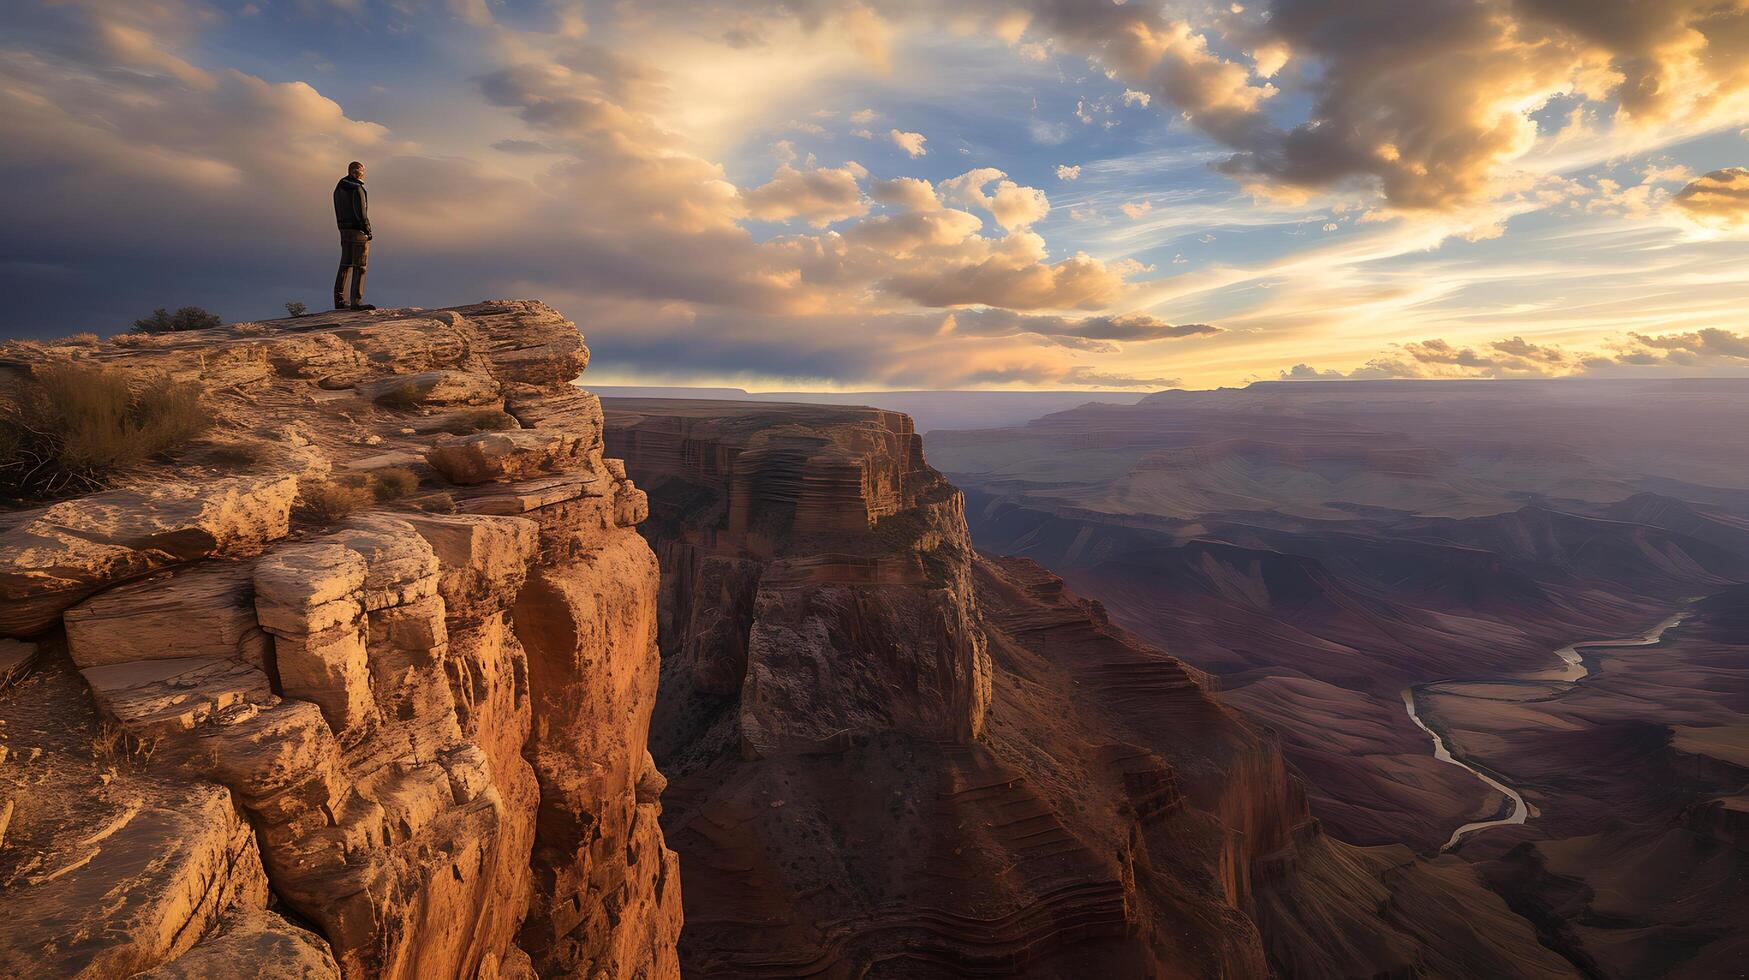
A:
[605, 397, 1572, 978]
[0, 302, 679, 978]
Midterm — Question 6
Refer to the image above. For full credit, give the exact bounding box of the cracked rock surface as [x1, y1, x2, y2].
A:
[0, 302, 679, 978]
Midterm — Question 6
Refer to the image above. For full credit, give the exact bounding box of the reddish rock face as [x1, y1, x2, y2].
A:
[0, 302, 678, 978]
[607, 398, 1568, 978]
[605, 399, 992, 759]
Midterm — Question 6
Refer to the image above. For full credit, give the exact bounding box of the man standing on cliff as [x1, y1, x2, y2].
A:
[333, 161, 376, 311]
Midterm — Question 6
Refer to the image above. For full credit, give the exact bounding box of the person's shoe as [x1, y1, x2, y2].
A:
[334, 301, 348, 310]
[349, 303, 377, 311]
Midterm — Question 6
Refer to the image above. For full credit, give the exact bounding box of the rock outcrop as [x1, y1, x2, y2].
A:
[606, 399, 991, 760]
[0, 302, 678, 978]
[606, 397, 1576, 978]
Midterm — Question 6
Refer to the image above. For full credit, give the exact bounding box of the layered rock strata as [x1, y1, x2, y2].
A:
[606, 398, 1569, 977]
[0, 302, 678, 978]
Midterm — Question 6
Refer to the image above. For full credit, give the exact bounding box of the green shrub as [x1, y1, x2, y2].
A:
[1, 363, 210, 500]
[284, 301, 308, 318]
[132, 306, 222, 334]
[440, 409, 517, 435]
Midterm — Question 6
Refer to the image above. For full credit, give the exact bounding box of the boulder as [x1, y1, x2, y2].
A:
[399, 512, 539, 621]
[64, 560, 266, 669]
[253, 545, 366, 635]
[427, 429, 589, 485]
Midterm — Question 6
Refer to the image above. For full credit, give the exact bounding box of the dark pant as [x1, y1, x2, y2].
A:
[334, 233, 369, 307]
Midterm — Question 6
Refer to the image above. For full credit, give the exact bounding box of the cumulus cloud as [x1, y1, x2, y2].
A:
[840, 208, 985, 254]
[791, 0, 1749, 211]
[1055, 164, 1081, 181]
[889, 128, 928, 156]
[939, 168, 1051, 230]
[0, 0, 402, 251]
[1673, 168, 1749, 232]
[742, 162, 870, 227]
[869, 176, 941, 212]
[881, 232, 1126, 310]
[1619, 327, 1749, 366]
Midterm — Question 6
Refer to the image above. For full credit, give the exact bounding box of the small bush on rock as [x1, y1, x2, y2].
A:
[132, 306, 222, 334]
[295, 467, 421, 522]
[441, 409, 518, 435]
[296, 477, 375, 523]
[1, 363, 210, 500]
[370, 467, 419, 501]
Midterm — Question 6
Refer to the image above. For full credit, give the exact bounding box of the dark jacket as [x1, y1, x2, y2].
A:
[334, 176, 371, 236]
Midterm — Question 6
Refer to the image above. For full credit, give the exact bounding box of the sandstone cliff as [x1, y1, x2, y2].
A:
[0, 302, 679, 978]
[606, 397, 1576, 978]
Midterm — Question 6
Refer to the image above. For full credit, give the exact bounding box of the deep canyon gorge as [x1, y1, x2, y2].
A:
[0, 304, 1742, 979]
[930, 383, 1749, 978]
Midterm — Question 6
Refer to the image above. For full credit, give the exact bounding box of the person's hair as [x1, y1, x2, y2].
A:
[348, 161, 364, 173]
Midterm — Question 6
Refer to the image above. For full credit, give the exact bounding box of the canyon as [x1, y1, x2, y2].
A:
[929, 380, 1749, 977]
[600, 396, 1574, 977]
[2, 306, 1738, 978]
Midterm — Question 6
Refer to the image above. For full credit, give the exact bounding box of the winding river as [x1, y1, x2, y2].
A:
[1401, 609, 1690, 852]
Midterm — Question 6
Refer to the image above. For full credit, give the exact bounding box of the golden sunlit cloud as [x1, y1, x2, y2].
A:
[1673, 168, 1749, 233]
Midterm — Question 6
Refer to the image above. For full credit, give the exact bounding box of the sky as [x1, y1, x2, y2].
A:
[2, 0, 1749, 391]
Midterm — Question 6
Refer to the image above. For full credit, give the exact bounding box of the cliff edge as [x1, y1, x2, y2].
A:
[0, 302, 680, 978]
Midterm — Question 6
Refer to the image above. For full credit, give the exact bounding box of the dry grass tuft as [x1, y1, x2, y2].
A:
[370, 466, 419, 501]
[1, 363, 210, 500]
[296, 477, 376, 523]
[91, 720, 162, 766]
[296, 466, 422, 522]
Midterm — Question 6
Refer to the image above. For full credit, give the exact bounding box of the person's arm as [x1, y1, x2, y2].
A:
[359, 186, 373, 239]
